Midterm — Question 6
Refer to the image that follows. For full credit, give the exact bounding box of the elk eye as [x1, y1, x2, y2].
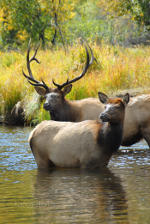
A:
[54, 95, 59, 99]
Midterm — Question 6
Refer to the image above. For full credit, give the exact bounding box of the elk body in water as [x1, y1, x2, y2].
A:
[28, 92, 129, 170]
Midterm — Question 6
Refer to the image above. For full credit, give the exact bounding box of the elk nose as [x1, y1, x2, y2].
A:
[43, 103, 49, 110]
[99, 112, 110, 122]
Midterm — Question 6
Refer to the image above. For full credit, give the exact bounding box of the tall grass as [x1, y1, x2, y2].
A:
[0, 43, 150, 125]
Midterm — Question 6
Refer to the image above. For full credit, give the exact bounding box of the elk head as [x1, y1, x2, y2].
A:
[23, 40, 95, 121]
[98, 92, 130, 124]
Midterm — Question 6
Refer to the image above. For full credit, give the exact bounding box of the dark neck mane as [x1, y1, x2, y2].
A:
[50, 100, 79, 122]
[98, 122, 123, 154]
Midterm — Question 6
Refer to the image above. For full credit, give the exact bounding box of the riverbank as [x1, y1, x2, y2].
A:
[1, 43, 150, 125]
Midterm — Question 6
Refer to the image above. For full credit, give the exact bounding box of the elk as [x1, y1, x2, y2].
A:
[121, 94, 150, 148]
[23, 41, 103, 122]
[28, 92, 130, 170]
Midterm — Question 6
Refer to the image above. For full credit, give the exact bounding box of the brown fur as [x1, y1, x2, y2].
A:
[108, 98, 124, 105]
[122, 94, 150, 147]
[28, 93, 129, 170]
[38, 88, 104, 122]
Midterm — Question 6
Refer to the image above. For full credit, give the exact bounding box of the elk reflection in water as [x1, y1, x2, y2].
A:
[33, 168, 129, 224]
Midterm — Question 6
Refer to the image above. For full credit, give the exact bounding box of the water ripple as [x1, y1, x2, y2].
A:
[0, 126, 37, 171]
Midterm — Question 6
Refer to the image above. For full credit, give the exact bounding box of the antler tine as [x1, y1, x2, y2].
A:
[52, 78, 70, 90]
[23, 69, 49, 90]
[53, 42, 93, 90]
[52, 79, 62, 89]
[22, 69, 39, 84]
[29, 45, 40, 64]
[23, 40, 49, 91]
[27, 41, 40, 79]
[28, 80, 49, 90]
[86, 42, 96, 65]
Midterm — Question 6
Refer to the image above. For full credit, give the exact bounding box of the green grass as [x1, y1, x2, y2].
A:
[0, 43, 150, 125]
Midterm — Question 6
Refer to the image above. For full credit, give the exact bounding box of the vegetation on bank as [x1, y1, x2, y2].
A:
[0, 42, 150, 125]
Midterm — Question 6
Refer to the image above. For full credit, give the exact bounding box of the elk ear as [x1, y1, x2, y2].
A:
[98, 92, 108, 104]
[63, 84, 72, 96]
[34, 87, 48, 96]
[123, 93, 130, 105]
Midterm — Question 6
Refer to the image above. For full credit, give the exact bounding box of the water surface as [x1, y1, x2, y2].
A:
[0, 125, 150, 224]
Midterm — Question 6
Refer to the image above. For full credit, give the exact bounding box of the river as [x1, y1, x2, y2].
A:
[0, 125, 150, 224]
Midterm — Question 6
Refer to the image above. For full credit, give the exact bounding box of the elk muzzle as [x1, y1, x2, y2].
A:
[43, 102, 50, 111]
[99, 112, 110, 122]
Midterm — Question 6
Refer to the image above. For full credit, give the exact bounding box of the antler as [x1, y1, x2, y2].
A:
[22, 40, 49, 91]
[23, 40, 95, 92]
[52, 42, 95, 90]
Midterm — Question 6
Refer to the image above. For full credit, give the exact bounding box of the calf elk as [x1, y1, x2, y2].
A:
[23, 41, 103, 122]
[28, 92, 129, 170]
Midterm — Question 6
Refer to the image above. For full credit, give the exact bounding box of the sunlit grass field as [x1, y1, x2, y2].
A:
[0, 42, 150, 125]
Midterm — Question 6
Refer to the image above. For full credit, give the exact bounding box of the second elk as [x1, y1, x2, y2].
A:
[23, 42, 103, 122]
[28, 92, 129, 170]
[122, 94, 150, 148]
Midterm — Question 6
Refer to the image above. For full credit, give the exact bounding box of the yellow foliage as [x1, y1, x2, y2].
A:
[0, 8, 7, 22]
[17, 30, 28, 41]
[7, 24, 14, 30]
[97, 0, 130, 17]
[0, 17, 5, 22]
[140, 13, 143, 17]
[1, 43, 150, 122]
[0, 8, 4, 18]
[38, 0, 77, 21]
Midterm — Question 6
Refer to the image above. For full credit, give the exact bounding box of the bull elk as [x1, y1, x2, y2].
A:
[28, 92, 130, 170]
[23, 41, 103, 122]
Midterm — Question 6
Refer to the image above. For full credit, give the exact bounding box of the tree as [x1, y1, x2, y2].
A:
[98, 0, 150, 31]
[0, 0, 76, 48]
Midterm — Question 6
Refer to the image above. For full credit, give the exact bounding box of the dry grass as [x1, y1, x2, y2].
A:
[0, 43, 150, 124]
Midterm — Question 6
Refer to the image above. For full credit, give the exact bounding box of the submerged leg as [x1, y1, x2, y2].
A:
[36, 158, 56, 170]
[31, 147, 56, 170]
[141, 127, 150, 149]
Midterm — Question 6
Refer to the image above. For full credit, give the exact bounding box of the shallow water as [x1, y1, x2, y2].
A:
[0, 125, 150, 224]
